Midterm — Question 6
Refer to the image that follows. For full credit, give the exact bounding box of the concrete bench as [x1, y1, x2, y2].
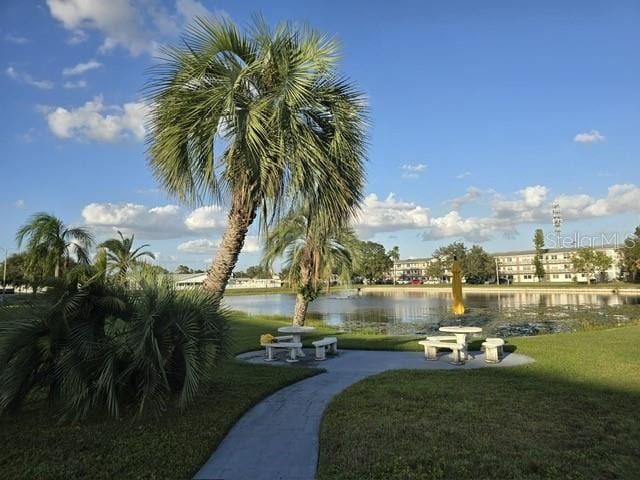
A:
[261, 338, 303, 363]
[312, 337, 338, 360]
[425, 335, 457, 342]
[418, 340, 465, 365]
[482, 338, 505, 363]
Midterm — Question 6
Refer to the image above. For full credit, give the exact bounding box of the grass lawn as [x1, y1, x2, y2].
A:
[0, 313, 319, 479]
[317, 325, 640, 480]
[3, 308, 640, 479]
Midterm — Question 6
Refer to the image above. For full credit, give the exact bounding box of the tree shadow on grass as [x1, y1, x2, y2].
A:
[317, 364, 640, 480]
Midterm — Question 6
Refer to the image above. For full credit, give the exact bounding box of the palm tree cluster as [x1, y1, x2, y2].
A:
[146, 16, 367, 305]
[0, 265, 230, 420]
[16, 213, 94, 280]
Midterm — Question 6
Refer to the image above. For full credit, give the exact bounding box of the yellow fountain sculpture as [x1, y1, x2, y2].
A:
[451, 256, 465, 315]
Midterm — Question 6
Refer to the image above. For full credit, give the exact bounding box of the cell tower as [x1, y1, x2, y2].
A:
[552, 202, 562, 247]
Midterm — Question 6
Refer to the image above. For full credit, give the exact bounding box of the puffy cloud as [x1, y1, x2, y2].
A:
[423, 212, 514, 242]
[241, 235, 261, 253]
[177, 235, 261, 255]
[355, 193, 430, 237]
[62, 59, 102, 76]
[574, 130, 605, 143]
[178, 238, 217, 254]
[5, 66, 53, 89]
[82, 202, 187, 239]
[44, 96, 148, 142]
[492, 185, 549, 222]
[46, 0, 214, 56]
[46, 0, 157, 56]
[557, 184, 640, 219]
[185, 205, 228, 231]
[176, 0, 212, 20]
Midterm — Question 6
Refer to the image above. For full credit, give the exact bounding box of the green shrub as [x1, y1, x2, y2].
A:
[0, 266, 230, 421]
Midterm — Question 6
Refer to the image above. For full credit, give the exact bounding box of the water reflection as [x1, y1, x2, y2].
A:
[223, 290, 640, 336]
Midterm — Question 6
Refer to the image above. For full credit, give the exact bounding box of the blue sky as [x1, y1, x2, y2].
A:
[1, 0, 639, 270]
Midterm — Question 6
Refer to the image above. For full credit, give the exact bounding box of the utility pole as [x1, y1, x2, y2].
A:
[495, 257, 500, 285]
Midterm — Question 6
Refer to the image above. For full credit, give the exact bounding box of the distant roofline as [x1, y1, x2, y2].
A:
[492, 244, 619, 256]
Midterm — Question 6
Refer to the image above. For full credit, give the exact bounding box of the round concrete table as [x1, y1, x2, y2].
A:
[439, 326, 482, 360]
[277, 326, 316, 357]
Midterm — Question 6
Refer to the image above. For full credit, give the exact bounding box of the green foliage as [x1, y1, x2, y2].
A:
[1, 252, 30, 289]
[463, 245, 494, 283]
[430, 242, 493, 282]
[97, 231, 155, 282]
[353, 241, 392, 282]
[0, 267, 230, 420]
[175, 265, 204, 274]
[16, 213, 94, 279]
[619, 226, 640, 282]
[533, 228, 546, 280]
[244, 265, 273, 279]
[145, 16, 367, 232]
[571, 247, 614, 284]
[262, 209, 358, 302]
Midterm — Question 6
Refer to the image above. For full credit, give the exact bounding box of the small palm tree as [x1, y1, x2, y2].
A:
[98, 231, 155, 282]
[262, 210, 358, 326]
[16, 213, 94, 278]
[146, 17, 367, 306]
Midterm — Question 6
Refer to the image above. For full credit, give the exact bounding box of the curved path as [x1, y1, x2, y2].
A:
[193, 349, 533, 480]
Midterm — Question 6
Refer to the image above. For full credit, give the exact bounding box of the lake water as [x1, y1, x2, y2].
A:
[223, 290, 640, 336]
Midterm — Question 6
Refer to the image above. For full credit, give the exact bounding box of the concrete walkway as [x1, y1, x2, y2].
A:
[193, 349, 533, 480]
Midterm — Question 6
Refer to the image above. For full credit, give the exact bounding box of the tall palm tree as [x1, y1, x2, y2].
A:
[98, 231, 155, 282]
[16, 213, 94, 278]
[262, 210, 358, 326]
[146, 17, 367, 306]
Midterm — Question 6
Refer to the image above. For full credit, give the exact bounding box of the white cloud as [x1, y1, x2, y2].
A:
[44, 95, 148, 142]
[63, 59, 102, 76]
[185, 206, 228, 231]
[574, 130, 605, 143]
[15, 200, 26, 208]
[46, 0, 158, 56]
[63, 79, 87, 89]
[355, 193, 431, 238]
[176, 0, 212, 21]
[5, 33, 28, 44]
[445, 186, 491, 210]
[401, 163, 427, 172]
[178, 234, 260, 255]
[82, 202, 187, 239]
[6, 67, 53, 89]
[456, 171, 471, 179]
[178, 238, 217, 254]
[46, 0, 215, 56]
[400, 163, 427, 179]
[241, 235, 261, 253]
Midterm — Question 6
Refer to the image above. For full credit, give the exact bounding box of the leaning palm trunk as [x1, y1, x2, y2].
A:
[204, 197, 257, 305]
[292, 294, 309, 326]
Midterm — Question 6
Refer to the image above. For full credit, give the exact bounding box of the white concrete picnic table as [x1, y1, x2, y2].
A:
[277, 325, 316, 357]
[438, 326, 483, 359]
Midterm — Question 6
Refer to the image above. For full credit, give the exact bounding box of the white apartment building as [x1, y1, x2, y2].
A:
[392, 245, 622, 284]
[493, 245, 620, 283]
